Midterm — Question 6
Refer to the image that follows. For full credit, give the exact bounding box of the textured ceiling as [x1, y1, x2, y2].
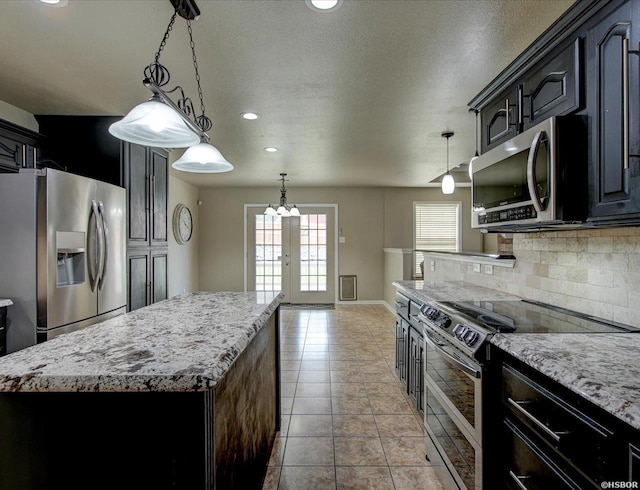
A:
[0, 0, 573, 187]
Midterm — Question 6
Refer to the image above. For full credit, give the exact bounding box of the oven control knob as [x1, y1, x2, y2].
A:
[440, 316, 451, 329]
[456, 325, 468, 339]
[465, 331, 479, 346]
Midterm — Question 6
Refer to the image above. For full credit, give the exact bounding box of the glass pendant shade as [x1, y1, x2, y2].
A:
[289, 205, 301, 217]
[109, 99, 200, 148]
[264, 205, 277, 216]
[277, 205, 290, 217]
[441, 173, 455, 194]
[171, 142, 234, 173]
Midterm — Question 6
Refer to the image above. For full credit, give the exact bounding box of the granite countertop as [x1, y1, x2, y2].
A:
[0, 291, 283, 393]
[492, 334, 640, 431]
[0, 299, 13, 308]
[393, 280, 521, 303]
[394, 280, 640, 431]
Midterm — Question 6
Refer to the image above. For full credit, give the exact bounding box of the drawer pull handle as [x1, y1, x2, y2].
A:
[409, 314, 422, 323]
[508, 470, 532, 490]
[395, 302, 407, 309]
[507, 398, 570, 443]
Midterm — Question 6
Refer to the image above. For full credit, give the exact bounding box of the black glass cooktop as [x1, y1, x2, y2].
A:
[438, 299, 640, 334]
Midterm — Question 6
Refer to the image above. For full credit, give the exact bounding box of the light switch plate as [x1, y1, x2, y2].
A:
[473, 263, 481, 273]
[339, 237, 346, 243]
[484, 264, 493, 275]
[430, 261, 435, 272]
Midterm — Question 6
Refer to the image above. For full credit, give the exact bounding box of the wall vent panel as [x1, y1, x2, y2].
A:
[339, 275, 357, 301]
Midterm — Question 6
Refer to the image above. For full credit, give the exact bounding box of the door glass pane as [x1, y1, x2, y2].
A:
[299, 213, 327, 292]
[255, 215, 282, 292]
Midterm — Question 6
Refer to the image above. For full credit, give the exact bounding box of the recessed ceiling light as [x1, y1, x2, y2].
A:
[36, 0, 68, 6]
[306, 0, 343, 12]
[241, 112, 260, 120]
[264, 147, 279, 153]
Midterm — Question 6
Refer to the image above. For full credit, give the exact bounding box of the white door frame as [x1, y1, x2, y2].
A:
[244, 203, 339, 303]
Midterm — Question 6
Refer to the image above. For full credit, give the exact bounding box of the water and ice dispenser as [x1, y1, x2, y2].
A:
[56, 231, 85, 287]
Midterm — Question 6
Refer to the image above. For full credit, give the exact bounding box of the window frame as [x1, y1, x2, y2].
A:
[413, 201, 462, 278]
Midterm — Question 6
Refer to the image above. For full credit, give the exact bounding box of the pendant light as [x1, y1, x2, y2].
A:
[264, 174, 300, 217]
[441, 131, 455, 195]
[469, 109, 479, 179]
[109, 1, 233, 174]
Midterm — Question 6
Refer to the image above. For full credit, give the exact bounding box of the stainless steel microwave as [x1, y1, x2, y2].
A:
[471, 116, 587, 230]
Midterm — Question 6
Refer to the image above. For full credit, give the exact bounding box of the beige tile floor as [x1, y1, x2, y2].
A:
[262, 305, 445, 490]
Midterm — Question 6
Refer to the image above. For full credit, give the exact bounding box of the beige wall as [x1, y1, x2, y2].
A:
[424, 227, 640, 326]
[383, 186, 483, 252]
[197, 186, 385, 300]
[0, 99, 38, 131]
[197, 186, 480, 301]
[168, 174, 199, 297]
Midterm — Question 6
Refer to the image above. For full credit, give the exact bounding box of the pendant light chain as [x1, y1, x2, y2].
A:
[187, 20, 212, 132]
[144, 11, 178, 87]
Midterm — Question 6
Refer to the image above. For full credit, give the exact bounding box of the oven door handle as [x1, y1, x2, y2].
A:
[425, 331, 481, 379]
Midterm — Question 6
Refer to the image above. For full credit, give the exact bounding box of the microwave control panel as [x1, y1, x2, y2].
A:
[478, 205, 537, 225]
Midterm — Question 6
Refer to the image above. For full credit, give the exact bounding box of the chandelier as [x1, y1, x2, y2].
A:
[108, 0, 233, 173]
[264, 173, 300, 217]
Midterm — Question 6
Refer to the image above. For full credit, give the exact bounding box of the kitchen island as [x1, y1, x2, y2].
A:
[0, 291, 283, 489]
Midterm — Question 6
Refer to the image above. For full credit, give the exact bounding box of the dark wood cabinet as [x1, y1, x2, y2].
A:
[395, 317, 409, 388]
[0, 119, 40, 172]
[490, 350, 639, 489]
[481, 86, 519, 152]
[123, 143, 168, 249]
[587, 0, 640, 220]
[36, 116, 121, 184]
[522, 38, 583, 130]
[480, 37, 583, 153]
[407, 325, 424, 416]
[127, 249, 168, 312]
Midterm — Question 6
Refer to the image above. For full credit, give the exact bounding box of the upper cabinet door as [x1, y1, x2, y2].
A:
[587, 0, 640, 220]
[522, 38, 583, 130]
[481, 86, 519, 152]
[124, 143, 149, 247]
[150, 148, 168, 246]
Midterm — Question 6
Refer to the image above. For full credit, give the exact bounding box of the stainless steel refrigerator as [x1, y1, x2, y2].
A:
[0, 168, 126, 353]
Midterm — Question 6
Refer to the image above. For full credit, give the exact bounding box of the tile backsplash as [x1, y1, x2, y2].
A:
[427, 227, 640, 327]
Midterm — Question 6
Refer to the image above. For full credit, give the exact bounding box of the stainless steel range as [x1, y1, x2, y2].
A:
[418, 298, 640, 490]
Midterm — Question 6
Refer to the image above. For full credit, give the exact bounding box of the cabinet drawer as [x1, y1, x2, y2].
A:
[503, 363, 614, 483]
[503, 418, 588, 490]
[408, 300, 422, 328]
[395, 293, 410, 318]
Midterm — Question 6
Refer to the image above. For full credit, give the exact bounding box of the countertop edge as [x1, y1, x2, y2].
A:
[0, 291, 284, 393]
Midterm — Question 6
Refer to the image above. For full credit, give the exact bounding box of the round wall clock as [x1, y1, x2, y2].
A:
[173, 204, 193, 245]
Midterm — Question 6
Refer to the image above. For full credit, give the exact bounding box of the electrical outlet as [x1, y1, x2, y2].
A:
[430, 261, 435, 272]
[339, 236, 346, 243]
[473, 263, 481, 273]
[484, 264, 493, 275]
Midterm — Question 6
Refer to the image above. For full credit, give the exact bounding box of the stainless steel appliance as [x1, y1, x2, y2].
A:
[0, 168, 126, 353]
[471, 116, 587, 230]
[419, 299, 640, 490]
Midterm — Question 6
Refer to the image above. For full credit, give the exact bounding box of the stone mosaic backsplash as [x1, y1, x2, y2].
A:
[426, 227, 640, 327]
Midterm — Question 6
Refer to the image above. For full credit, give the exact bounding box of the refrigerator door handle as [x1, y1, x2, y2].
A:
[97, 201, 108, 291]
[87, 200, 99, 292]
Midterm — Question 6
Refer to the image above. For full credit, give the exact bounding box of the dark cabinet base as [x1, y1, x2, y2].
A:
[0, 311, 280, 489]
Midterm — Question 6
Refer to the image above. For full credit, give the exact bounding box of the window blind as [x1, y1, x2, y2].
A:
[414, 202, 460, 277]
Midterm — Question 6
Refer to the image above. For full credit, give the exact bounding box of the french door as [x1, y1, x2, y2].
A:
[246, 205, 336, 304]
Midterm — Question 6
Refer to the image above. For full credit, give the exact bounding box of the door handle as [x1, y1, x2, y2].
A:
[97, 201, 108, 291]
[87, 201, 100, 292]
[507, 398, 571, 443]
[526, 130, 547, 213]
[623, 37, 630, 170]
